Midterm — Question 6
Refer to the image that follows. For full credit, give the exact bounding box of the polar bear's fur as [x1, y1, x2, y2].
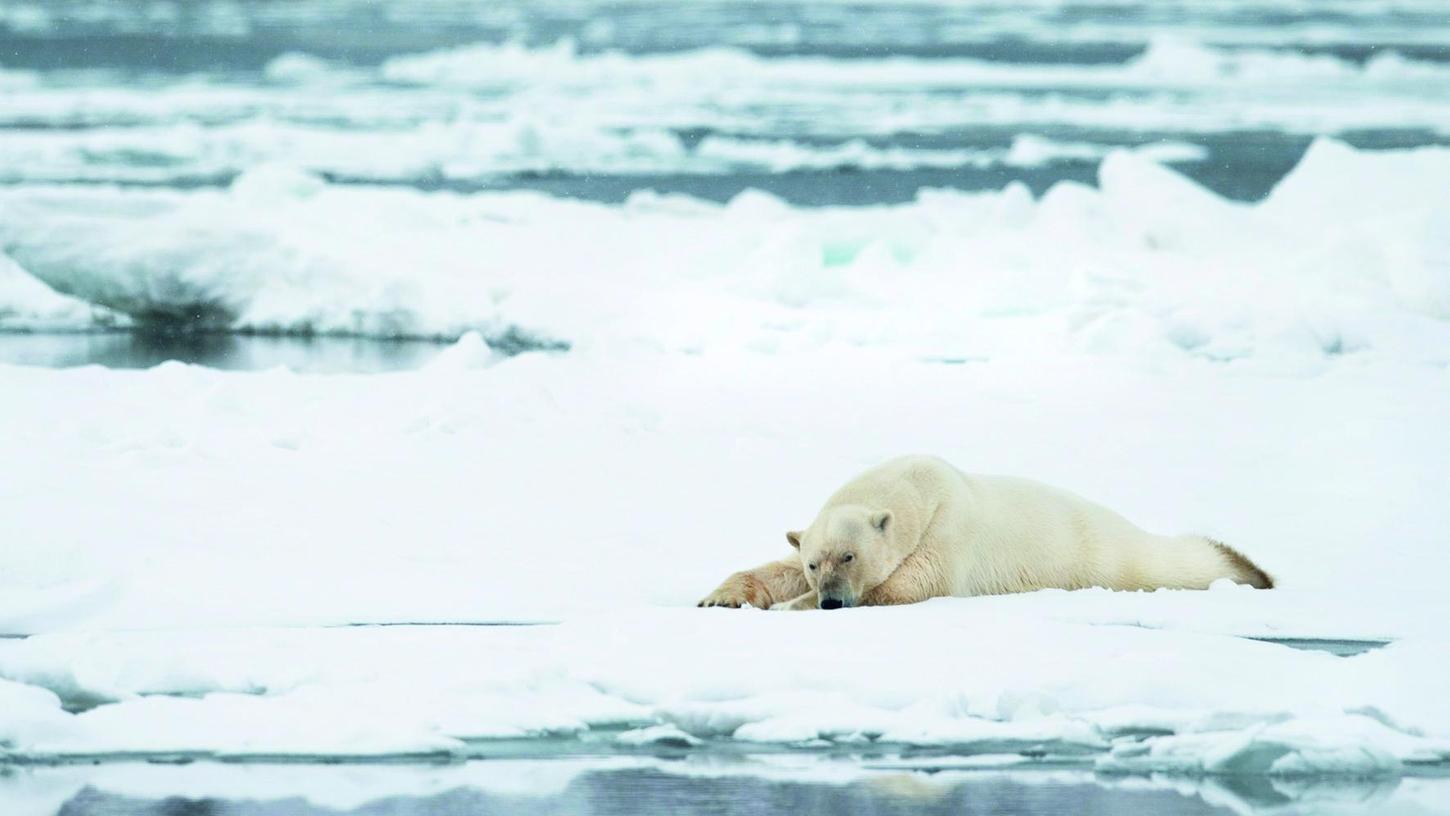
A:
[698, 455, 1272, 611]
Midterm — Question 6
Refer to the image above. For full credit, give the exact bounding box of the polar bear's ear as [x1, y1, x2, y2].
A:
[871, 510, 892, 532]
[786, 531, 803, 549]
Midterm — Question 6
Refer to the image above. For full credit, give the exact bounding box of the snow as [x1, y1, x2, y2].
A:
[0, 120, 1211, 185]
[0, 614, 1447, 771]
[0, 678, 72, 749]
[421, 330, 498, 372]
[3, 3, 1449, 808]
[378, 38, 1450, 92]
[0, 252, 126, 332]
[1, 313, 1449, 771]
[2, 107, 1450, 783]
[2, 33, 1449, 191]
[615, 725, 704, 748]
[1097, 714, 1431, 777]
[3, 140, 1449, 365]
[2, 339, 1448, 630]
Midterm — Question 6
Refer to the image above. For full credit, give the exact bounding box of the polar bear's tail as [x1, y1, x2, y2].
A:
[1130, 534, 1275, 591]
[1205, 538, 1275, 589]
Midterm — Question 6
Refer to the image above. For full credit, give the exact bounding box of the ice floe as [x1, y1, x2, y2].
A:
[3, 140, 1448, 366]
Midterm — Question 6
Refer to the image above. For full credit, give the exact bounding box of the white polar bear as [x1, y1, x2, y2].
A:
[699, 455, 1272, 610]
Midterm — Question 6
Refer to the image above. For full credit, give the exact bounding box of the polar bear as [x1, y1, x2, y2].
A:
[698, 455, 1272, 610]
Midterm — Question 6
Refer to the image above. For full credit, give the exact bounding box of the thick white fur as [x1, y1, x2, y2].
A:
[698, 455, 1272, 611]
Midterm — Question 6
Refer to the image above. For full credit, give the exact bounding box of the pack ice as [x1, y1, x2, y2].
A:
[1, 141, 1449, 779]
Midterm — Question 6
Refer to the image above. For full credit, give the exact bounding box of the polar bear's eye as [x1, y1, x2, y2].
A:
[808, 563, 817, 571]
[842, 553, 854, 563]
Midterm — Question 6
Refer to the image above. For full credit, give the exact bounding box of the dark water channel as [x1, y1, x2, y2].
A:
[0, 332, 454, 373]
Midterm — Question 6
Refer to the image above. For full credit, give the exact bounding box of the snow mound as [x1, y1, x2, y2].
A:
[615, 725, 703, 748]
[0, 677, 73, 749]
[0, 613, 1446, 772]
[1127, 37, 1359, 82]
[423, 331, 497, 372]
[1265, 138, 1450, 227]
[2, 140, 1447, 363]
[230, 163, 327, 203]
[0, 184, 552, 343]
[1098, 714, 1448, 776]
[0, 252, 126, 331]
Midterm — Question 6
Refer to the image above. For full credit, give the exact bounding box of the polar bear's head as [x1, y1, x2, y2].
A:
[787, 504, 900, 609]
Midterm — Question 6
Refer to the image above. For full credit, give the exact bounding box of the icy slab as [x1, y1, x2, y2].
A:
[0, 615, 1447, 775]
[0, 121, 1212, 185]
[421, 331, 497, 372]
[4, 33, 1449, 191]
[0, 345, 1440, 772]
[2, 345, 1449, 635]
[1, 127, 1447, 777]
[615, 725, 704, 749]
[3, 141, 1450, 364]
[0, 678, 73, 750]
[0, 253, 126, 332]
[5, 13, 1450, 199]
[0, 578, 121, 640]
[1097, 714, 1436, 777]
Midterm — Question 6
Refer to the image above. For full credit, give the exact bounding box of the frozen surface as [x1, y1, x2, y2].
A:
[4, 141, 1450, 362]
[1, 33, 1449, 194]
[0, 253, 126, 332]
[2, 347, 1449, 632]
[3, 1, 1449, 778]
[1, 334, 1448, 768]
[0, 120, 1214, 185]
[0, 615, 1447, 775]
[2, 149, 1449, 772]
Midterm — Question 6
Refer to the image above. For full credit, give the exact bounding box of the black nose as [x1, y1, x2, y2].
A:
[819, 598, 844, 610]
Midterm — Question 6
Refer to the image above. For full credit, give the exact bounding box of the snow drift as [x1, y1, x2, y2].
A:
[3, 140, 1449, 366]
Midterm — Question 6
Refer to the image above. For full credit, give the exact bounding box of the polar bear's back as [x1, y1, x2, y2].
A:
[829, 457, 1265, 596]
[821, 454, 965, 510]
[962, 473, 1266, 593]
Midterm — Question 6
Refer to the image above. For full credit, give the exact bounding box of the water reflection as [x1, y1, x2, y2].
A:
[3, 759, 1435, 816]
[0, 332, 451, 374]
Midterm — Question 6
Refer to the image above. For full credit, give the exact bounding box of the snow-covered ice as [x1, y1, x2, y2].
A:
[2, 14, 1449, 786]
[0, 612, 1447, 774]
[2, 35, 1449, 190]
[2, 314, 1449, 773]
[4, 140, 1450, 366]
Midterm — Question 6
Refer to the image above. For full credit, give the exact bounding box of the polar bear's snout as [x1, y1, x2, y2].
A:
[816, 569, 855, 609]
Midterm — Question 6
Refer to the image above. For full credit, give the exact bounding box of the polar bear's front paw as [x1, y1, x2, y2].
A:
[698, 573, 771, 609]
